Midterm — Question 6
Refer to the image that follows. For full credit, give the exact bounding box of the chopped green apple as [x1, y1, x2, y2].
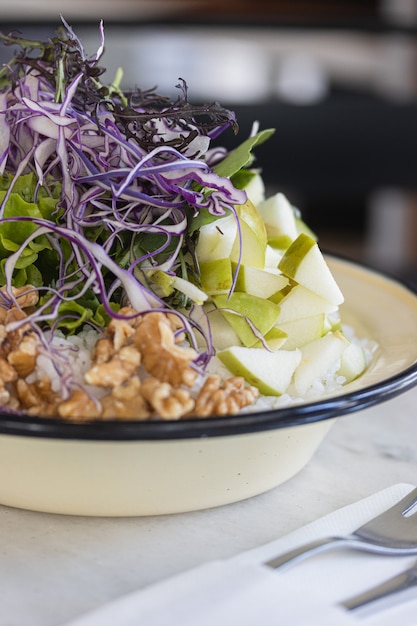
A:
[188, 304, 242, 351]
[257, 192, 298, 244]
[171, 276, 208, 305]
[199, 258, 233, 295]
[292, 331, 349, 396]
[212, 292, 280, 347]
[218, 345, 301, 396]
[230, 199, 267, 269]
[277, 314, 325, 350]
[337, 341, 367, 383]
[206, 308, 242, 350]
[267, 234, 294, 250]
[275, 284, 338, 323]
[145, 269, 175, 297]
[323, 312, 343, 333]
[265, 244, 283, 269]
[295, 215, 318, 240]
[195, 213, 237, 262]
[279, 233, 344, 306]
[253, 327, 288, 351]
[241, 171, 266, 206]
[233, 263, 289, 298]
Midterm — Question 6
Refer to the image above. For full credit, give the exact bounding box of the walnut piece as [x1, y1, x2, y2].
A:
[141, 377, 195, 420]
[85, 345, 141, 387]
[194, 375, 259, 417]
[134, 312, 198, 387]
[0, 285, 39, 322]
[58, 390, 101, 421]
[15, 377, 59, 417]
[7, 333, 39, 377]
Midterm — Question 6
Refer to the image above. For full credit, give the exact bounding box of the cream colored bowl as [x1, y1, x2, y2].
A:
[0, 256, 416, 516]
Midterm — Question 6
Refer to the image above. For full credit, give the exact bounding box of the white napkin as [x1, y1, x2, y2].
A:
[62, 483, 417, 626]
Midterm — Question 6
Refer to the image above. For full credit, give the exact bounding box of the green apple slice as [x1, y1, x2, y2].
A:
[241, 171, 266, 206]
[171, 276, 208, 305]
[265, 244, 283, 269]
[337, 341, 367, 383]
[230, 199, 267, 269]
[212, 292, 280, 347]
[200, 258, 233, 295]
[293, 331, 349, 396]
[233, 263, 289, 298]
[267, 234, 294, 250]
[323, 312, 343, 333]
[207, 308, 242, 350]
[295, 215, 318, 240]
[188, 305, 242, 351]
[218, 346, 301, 396]
[275, 284, 338, 323]
[145, 270, 175, 297]
[253, 327, 288, 351]
[277, 314, 325, 350]
[278, 233, 344, 306]
[195, 213, 237, 262]
[257, 192, 298, 243]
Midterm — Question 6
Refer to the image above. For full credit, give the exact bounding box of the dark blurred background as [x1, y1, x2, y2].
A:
[1, 0, 417, 287]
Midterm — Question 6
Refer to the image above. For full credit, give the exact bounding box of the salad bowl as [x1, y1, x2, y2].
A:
[0, 255, 416, 517]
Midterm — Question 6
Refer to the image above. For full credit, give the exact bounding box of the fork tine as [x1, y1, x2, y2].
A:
[370, 487, 417, 523]
[400, 488, 417, 516]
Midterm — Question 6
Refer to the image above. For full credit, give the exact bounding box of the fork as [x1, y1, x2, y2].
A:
[341, 558, 417, 615]
[266, 487, 417, 572]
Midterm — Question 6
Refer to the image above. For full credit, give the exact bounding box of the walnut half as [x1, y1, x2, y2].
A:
[194, 375, 259, 417]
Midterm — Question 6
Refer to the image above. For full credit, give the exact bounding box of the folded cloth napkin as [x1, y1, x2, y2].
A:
[63, 483, 417, 626]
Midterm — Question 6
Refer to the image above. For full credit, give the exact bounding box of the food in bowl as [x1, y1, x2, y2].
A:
[0, 20, 375, 421]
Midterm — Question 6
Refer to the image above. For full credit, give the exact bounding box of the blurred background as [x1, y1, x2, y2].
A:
[1, 0, 417, 287]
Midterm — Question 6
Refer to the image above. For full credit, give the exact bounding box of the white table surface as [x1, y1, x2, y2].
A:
[1, 384, 416, 626]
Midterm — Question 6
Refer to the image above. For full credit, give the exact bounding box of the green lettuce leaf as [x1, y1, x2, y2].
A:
[213, 128, 275, 179]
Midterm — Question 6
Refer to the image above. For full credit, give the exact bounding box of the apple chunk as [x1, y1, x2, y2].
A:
[337, 341, 367, 383]
[233, 264, 289, 298]
[257, 192, 298, 245]
[230, 200, 268, 269]
[278, 233, 344, 306]
[212, 292, 280, 347]
[195, 213, 237, 262]
[253, 327, 288, 351]
[199, 258, 233, 295]
[277, 314, 325, 350]
[292, 331, 349, 396]
[218, 346, 301, 396]
[275, 284, 338, 323]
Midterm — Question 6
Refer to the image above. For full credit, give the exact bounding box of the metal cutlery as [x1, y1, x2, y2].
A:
[266, 487, 417, 572]
[341, 558, 417, 617]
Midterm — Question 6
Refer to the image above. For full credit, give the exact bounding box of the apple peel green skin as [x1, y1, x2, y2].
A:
[230, 200, 268, 269]
[199, 258, 233, 295]
[212, 292, 280, 347]
[279, 233, 344, 306]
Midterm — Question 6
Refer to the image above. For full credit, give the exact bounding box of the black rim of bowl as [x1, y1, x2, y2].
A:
[1, 256, 416, 441]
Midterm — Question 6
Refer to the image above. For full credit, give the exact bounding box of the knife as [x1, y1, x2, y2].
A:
[341, 560, 417, 617]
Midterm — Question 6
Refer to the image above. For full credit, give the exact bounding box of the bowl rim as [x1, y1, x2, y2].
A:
[1, 254, 416, 441]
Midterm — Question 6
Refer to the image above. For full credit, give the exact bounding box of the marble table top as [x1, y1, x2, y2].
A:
[1, 384, 416, 626]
